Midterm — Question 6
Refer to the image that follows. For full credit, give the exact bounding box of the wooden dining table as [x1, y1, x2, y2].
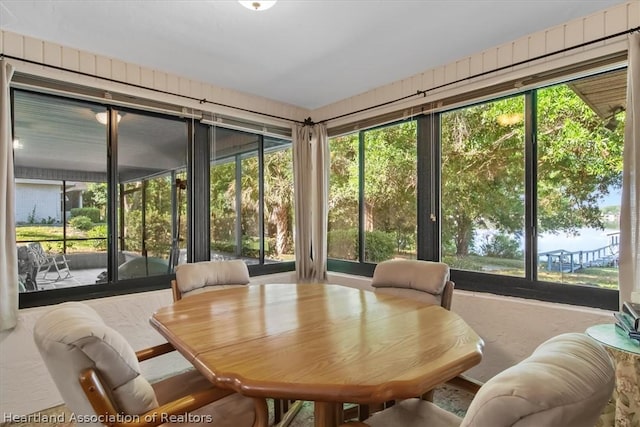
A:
[150, 283, 483, 427]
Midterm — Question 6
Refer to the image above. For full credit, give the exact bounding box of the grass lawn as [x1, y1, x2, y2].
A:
[444, 254, 618, 289]
[16, 226, 619, 288]
[16, 225, 105, 253]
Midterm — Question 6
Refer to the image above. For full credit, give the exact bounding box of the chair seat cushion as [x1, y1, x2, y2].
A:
[153, 369, 256, 427]
[366, 399, 462, 427]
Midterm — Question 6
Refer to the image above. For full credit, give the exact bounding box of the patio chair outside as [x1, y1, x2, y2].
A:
[27, 242, 72, 283]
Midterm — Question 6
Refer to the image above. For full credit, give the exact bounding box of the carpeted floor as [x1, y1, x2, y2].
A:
[1, 384, 473, 427]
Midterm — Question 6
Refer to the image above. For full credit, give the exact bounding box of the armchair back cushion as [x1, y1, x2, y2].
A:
[460, 333, 615, 427]
[33, 302, 158, 425]
[363, 333, 614, 427]
[372, 260, 449, 305]
[174, 260, 250, 298]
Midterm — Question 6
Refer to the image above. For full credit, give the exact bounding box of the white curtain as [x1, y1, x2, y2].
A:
[310, 124, 328, 282]
[0, 60, 17, 331]
[619, 32, 640, 306]
[293, 123, 329, 282]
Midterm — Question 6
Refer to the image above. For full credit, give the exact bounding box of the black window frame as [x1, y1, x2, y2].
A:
[327, 70, 622, 311]
[14, 89, 294, 309]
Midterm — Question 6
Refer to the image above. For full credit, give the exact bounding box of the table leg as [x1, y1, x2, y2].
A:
[314, 401, 341, 427]
[252, 398, 269, 427]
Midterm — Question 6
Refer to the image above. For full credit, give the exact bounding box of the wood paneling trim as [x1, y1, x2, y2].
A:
[318, 2, 635, 131]
[1, 30, 309, 126]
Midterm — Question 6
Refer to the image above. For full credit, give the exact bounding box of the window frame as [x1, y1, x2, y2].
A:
[14, 88, 294, 309]
[326, 69, 623, 311]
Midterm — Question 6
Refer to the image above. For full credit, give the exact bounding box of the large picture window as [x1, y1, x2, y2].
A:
[13, 90, 294, 306]
[209, 127, 294, 264]
[327, 67, 625, 309]
[264, 137, 295, 263]
[437, 69, 624, 304]
[440, 96, 526, 276]
[535, 72, 624, 289]
[328, 121, 417, 264]
[116, 111, 188, 280]
[328, 132, 359, 261]
[14, 64, 624, 310]
[14, 91, 108, 292]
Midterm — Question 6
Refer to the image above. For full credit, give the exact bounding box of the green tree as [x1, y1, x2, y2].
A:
[441, 96, 526, 256]
[210, 161, 237, 248]
[329, 133, 359, 231]
[209, 146, 294, 259]
[328, 122, 417, 259]
[83, 182, 108, 219]
[363, 122, 417, 253]
[328, 81, 623, 261]
[536, 85, 623, 233]
[440, 84, 624, 256]
[121, 175, 180, 258]
[264, 148, 294, 257]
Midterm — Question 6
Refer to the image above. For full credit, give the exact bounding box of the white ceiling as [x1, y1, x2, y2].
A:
[0, 0, 629, 110]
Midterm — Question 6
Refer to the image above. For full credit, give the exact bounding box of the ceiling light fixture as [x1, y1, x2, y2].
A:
[238, 1, 277, 11]
[95, 112, 122, 125]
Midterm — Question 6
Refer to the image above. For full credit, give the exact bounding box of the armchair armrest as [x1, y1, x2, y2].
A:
[120, 387, 235, 427]
[80, 367, 236, 427]
[135, 342, 175, 362]
[441, 280, 454, 310]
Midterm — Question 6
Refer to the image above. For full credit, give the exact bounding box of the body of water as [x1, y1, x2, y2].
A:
[537, 228, 618, 254]
[475, 227, 619, 255]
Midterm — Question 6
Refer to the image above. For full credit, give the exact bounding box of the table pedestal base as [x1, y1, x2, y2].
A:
[314, 401, 342, 427]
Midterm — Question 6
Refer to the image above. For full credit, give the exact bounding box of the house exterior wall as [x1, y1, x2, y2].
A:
[14, 181, 61, 224]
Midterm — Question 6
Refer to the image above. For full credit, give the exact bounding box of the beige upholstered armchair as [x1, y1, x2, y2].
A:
[341, 333, 615, 427]
[371, 259, 454, 310]
[171, 259, 250, 301]
[33, 302, 266, 427]
[347, 260, 455, 422]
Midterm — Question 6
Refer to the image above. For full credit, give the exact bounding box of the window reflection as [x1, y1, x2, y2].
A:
[13, 91, 108, 291]
[117, 112, 188, 280]
[209, 127, 293, 263]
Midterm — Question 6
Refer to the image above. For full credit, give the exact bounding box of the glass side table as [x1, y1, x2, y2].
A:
[586, 324, 640, 427]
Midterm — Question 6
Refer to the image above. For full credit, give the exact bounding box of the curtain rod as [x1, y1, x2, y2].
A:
[1, 25, 638, 128]
[319, 25, 640, 124]
[0, 52, 308, 126]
